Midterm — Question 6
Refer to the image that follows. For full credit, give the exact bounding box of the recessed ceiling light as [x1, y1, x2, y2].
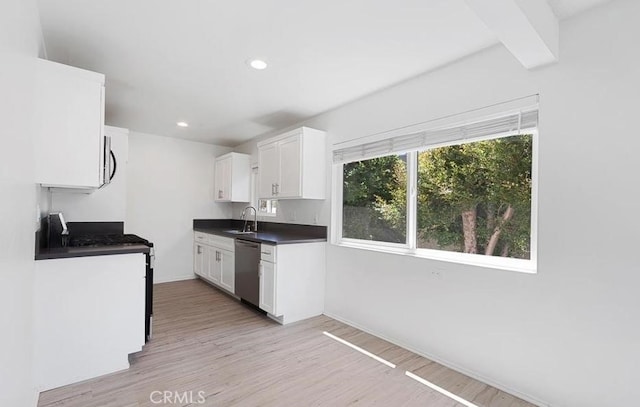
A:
[248, 59, 268, 70]
[176, 121, 189, 128]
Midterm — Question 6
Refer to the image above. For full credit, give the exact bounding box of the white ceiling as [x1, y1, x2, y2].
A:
[547, 0, 613, 19]
[37, 0, 614, 146]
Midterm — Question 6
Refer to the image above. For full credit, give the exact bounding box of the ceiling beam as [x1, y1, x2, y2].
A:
[463, 0, 559, 69]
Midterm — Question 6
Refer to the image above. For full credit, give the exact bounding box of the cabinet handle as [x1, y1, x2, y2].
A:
[197, 246, 202, 254]
[271, 183, 275, 196]
[259, 262, 263, 277]
[218, 190, 223, 199]
[275, 183, 279, 195]
[103, 135, 112, 186]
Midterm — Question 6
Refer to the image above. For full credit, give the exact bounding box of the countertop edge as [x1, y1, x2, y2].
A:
[35, 245, 150, 261]
[193, 227, 327, 245]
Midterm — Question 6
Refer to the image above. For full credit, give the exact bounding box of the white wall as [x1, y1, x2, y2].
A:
[282, 1, 637, 406]
[126, 132, 232, 283]
[51, 127, 129, 222]
[0, 0, 42, 405]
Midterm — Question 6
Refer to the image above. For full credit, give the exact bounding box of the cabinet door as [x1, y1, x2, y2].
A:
[194, 243, 205, 277]
[258, 142, 279, 198]
[208, 248, 222, 284]
[219, 249, 235, 293]
[278, 135, 302, 198]
[259, 260, 278, 315]
[214, 157, 231, 201]
[204, 246, 213, 280]
[35, 60, 105, 188]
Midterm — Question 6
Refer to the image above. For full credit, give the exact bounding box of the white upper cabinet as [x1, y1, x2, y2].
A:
[277, 135, 302, 197]
[34, 59, 106, 189]
[214, 152, 250, 202]
[257, 127, 326, 199]
[257, 142, 279, 198]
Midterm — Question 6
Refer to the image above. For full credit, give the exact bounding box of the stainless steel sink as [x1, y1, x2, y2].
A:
[224, 230, 256, 235]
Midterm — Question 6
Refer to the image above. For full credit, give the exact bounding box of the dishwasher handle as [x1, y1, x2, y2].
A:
[235, 239, 260, 249]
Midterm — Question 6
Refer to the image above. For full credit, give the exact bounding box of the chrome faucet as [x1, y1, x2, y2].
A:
[241, 206, 258, 232]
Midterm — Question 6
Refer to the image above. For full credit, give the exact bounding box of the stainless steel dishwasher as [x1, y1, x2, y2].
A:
[234, 239, 261, 307]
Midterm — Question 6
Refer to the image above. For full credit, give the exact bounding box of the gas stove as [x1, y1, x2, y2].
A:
[69, 233, 151, 248]
[67, 232, 155, 343]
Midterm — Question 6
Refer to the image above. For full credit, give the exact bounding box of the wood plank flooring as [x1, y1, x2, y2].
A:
[38, 279, 537, 407]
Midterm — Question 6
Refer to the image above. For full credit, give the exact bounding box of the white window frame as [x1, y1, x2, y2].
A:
[332, 129, 538, 274]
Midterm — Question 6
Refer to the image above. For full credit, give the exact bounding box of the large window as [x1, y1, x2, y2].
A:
[416, 135, 532, 259]
[334, 101, 538, 272]
[342, 154, 407, 243]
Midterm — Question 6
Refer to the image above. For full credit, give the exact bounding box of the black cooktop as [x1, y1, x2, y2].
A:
[69, 234, 152, 248]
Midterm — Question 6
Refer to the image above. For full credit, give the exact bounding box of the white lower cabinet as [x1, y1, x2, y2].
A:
[194, 232, 325, 324]
[258, 242, 326, 324]
[259, 259, 277, 315]
[194, 232, 235, 294]
[34, 253, 145, 391]
[207, 246, 221, 284]
[219, 249, 235, 292]
[194, 243, 205, 277]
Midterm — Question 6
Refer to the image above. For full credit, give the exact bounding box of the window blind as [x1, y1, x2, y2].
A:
[333, 100, 539, 164]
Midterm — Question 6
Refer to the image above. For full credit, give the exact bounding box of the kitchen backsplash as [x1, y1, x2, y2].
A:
[231, 199, 329, 226]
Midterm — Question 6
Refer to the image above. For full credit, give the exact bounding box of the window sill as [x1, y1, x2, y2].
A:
[334, 240, 537, 274]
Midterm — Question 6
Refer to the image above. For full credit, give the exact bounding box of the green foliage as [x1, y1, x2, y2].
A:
[417, 135, 532, 258]
[342, 155, 406, 243]
[342, 135, 533, 258]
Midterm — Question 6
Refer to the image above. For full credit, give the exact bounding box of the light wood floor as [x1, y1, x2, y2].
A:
[38, 279, 537, 407]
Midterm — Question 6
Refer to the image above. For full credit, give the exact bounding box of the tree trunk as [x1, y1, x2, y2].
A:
[485, 205, 515, 256]
[461, 207, 477, 254]
[486, 203, 496, 231]
[500, 243, 510, 257]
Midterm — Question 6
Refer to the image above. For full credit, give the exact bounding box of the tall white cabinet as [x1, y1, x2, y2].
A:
[34, 58, 106, 189]
[257, 127, 326, 199]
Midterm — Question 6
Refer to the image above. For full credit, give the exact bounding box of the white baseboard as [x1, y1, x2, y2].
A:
[323, 311, 549, 407]
[153, 274, 196, 284]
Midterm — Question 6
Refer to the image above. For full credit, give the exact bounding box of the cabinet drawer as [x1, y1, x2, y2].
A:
[194, 232, 235, 252]
[260, 244, 276, 263]
[209, 235, 235, 251]
[194, 232, 208, 243]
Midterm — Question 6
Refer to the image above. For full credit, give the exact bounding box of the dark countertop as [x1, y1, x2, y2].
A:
[193, 227, 326, 245]
[193, 219, 327, 245]
[35, 244, 150, 261]
[35, 221, 151, 261]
